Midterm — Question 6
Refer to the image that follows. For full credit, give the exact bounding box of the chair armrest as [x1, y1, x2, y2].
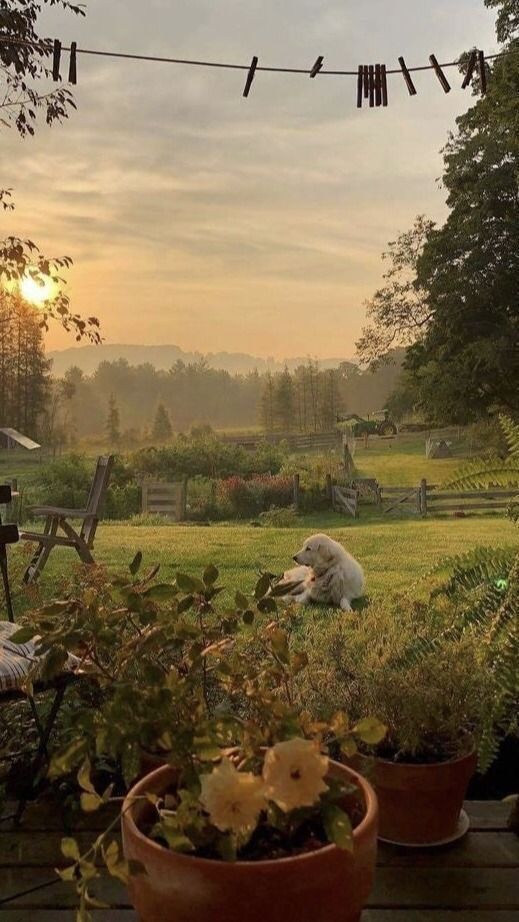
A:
[28, 506, 93, 518]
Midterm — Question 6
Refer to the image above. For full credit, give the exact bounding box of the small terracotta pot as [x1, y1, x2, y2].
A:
[352, 749, 477, 845]
[122, 760, 378, 922]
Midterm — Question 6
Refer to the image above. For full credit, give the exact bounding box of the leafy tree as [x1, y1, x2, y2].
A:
[0, 287, 50, 433]
[364, 3, 519, 423]
[105, 393, 120, 446]
[152, 403, 172, 442]
[356, 217, 434, 367]
[0, 0, 100, 342]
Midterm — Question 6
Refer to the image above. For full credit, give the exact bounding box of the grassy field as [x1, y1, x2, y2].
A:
[11, 513, 516, 609]
[352, 431, 471, 486]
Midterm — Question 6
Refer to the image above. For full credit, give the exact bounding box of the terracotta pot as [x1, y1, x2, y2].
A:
[122, 760, 378, 922]
[351, 749, 477, 845]
[137, 747, 172, 780]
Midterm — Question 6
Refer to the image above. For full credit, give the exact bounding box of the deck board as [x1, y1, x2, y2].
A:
[0, 800, 517, 919]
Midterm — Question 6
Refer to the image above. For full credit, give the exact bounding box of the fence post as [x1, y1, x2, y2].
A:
[180, 477, 188, 521]
[343, 442, 354, 478]
[420, 478, 427, 517]
[293, 474, 300, 512]
[325, 473, 333, 506]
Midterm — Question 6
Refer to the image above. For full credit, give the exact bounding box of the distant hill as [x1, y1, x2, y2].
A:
[48, 343, 353, 377]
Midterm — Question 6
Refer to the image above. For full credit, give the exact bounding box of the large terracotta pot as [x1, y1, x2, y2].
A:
[122, 760, 379, 922]
[352, 749, 477, 845]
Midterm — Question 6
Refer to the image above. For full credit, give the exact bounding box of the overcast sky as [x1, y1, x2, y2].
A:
[3, 0, 498, 358]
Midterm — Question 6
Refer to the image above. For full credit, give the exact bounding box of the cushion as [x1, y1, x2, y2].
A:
[0, 621, 78, 693]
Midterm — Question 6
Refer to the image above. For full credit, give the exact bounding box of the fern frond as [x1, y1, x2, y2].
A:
[443, 415, 519, 490]
[500, 414, 519, 458]
[442, 456, 519, 490]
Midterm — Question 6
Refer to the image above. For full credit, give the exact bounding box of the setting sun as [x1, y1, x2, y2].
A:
[20, 273, 56, 305]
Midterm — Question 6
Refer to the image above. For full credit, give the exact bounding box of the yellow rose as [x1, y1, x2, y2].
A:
[263, 738, 329, 813]
[200, 757, 266, 835]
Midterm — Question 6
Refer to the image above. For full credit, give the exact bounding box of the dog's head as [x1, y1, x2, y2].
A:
[293, 533, 338, 574]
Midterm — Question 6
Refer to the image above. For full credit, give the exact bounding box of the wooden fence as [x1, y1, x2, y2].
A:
[421, 479, 517, 517]
[222, 432, 342, 452]
[142, 480, 187, 520]
[380, 484, 421, 515]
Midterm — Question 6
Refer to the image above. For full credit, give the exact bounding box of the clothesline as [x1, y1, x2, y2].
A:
[0, 33, 509, 76]
[0, 33, 513, 104]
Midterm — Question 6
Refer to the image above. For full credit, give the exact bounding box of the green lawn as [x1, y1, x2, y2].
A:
[353, 432, 469, 486]
[11, 514, 516, 609]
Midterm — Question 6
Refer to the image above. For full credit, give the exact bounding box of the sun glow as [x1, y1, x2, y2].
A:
[20, 273, 57, 305]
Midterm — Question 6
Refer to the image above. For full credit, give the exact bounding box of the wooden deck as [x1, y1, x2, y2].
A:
[0, 800, 518, 920]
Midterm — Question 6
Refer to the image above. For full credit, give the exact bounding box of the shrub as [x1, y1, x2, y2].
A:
[297, 595, 493, 764]
[219, 474, 293, 518]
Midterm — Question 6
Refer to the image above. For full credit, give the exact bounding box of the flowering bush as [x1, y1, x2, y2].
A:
[12, 558, 385, 909]
[219, 474, 293, 517]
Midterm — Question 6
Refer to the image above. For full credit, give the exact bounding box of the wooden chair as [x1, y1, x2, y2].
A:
[20, 455, 114, 583]
[0, 514, 81, 822]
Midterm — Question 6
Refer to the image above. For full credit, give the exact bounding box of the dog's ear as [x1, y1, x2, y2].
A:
[317, 543, 333, 561]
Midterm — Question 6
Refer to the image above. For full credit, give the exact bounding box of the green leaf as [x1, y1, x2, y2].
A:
[48, 739, 87, 780]
[129, 551, 143, 575]
[145, 583, 178, 601]
[353, 717, 387, 746]
[177, 594, 194, 613]
[270, 628, 290, 664]
[8, 625, 36, 644]
[203, 564, 219, 586]
[242, 610, 255, 626]
[176, 572, 195, 592]
[77, 758, 95, 794]
[57, 864, 77, 881]
[257, 597, 277, 614]
[340, 737, 358, 758]
[61, 837, 80, 861]
[235, 591, 249, 610]
[323, 804, 353, 851]
[254, 573, 271, 600]
[80, 792, 102, 813]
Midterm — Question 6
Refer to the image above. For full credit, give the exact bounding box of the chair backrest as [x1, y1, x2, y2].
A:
[82, 456, 114, 544]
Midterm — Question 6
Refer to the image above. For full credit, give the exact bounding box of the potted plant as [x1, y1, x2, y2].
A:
[17, 558, 385, 921]
[298, 566, 517, 846]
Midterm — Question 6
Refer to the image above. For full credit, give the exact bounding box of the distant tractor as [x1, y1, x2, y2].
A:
[337, 410, 398, 438]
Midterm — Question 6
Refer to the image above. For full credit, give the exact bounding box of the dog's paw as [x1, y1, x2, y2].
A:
[339, 597, 353, 612]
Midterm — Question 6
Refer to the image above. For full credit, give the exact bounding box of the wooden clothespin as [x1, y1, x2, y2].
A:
[398, 56, 417, 95]
[381, 64, 388, 107]
[68, 41, 77, 85]
[243, 56, 258, 97]
[368, 64, 375, 107]
[52, 39, 62, 82]
[461, 50, 478, 89]
[478, 50, 487, 94]
[375, 64, 382, 106]
[363, 65, 369, 101]
[357, 65, 363, 108]
[310, 56, 324, 78]
[429, 54, 451, 93]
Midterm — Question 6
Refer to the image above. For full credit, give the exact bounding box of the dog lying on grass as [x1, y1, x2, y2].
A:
[279, 532, 364, 612]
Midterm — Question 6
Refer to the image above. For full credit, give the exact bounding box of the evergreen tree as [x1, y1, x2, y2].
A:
[274, 366, 296, 432]
[106, 394, 121, 445]
[259, 372, 276, 432]
[152, 403, 173, 442]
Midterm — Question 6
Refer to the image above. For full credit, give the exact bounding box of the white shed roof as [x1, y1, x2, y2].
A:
[0, 428, 41, 450]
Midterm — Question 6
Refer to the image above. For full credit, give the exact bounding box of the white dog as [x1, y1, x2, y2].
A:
[280, 533, 364, 612]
